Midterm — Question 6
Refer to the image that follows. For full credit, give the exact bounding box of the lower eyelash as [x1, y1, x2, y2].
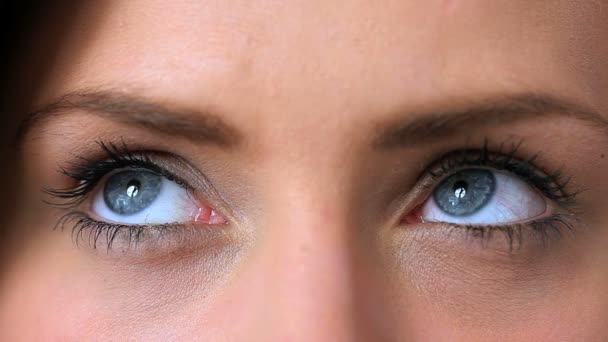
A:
[448, 213, 578, 252]
[55, 211, 180, 251]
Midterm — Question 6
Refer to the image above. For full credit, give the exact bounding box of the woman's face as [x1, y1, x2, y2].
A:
[3, 1, 608, 340]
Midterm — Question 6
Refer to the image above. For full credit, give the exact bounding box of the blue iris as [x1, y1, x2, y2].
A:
[433, 169, 496, 217]
[103, 170, 162, 216]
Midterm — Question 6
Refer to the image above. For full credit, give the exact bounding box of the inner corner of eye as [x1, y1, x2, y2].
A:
[400, 204, 425, 225]
[189, 206, 228, 225]
[182, 191, 228, 226]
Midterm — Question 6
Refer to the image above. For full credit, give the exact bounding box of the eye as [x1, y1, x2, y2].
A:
[417, 168, 548, 225]
[91, 169, 226, 225]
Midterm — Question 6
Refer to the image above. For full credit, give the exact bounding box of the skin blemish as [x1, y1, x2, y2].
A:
[441, 0, 460, 15]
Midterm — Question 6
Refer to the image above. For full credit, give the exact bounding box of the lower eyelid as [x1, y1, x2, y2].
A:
[413, 213, 577, 254]
[59, 211, 231, 254]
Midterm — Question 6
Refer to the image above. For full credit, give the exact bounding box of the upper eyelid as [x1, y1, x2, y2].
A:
[45, 143, 174, 207]
[45, 142, 191, 203]
[45, 141, 239, 222]
[420, 148, 577, 208]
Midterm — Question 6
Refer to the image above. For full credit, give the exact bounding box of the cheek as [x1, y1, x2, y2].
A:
[0, 239, 106, 339]
[385, 226, 608, 341]
[384, 261, 608, 341]
[401, 300, 606, 341]
[0, 223, 233, 340]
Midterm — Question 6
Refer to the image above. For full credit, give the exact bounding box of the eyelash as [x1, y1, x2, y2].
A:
[47, 139, 580, 251]
[47, 141, 192, 249]
[56, 211, 183, 250]
[46, 141, 188, 208]
[420, 140, 580, 250]
[445, 214, 577, 252]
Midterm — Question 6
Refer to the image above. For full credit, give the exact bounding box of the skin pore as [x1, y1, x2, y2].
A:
[2, 0, 608, 340]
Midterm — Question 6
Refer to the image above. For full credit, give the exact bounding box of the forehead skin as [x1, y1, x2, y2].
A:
[36, 0, 608, 148]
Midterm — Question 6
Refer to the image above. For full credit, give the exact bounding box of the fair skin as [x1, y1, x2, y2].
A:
[2, 0, 608, 340]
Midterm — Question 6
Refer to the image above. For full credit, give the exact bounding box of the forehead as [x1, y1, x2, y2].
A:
[36, 0, 608, 129]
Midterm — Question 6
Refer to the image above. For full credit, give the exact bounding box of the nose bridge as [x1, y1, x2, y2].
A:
[256, 173, 361, 340]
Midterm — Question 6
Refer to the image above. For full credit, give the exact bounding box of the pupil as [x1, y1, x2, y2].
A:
[453, 180, 468, 199]
[125, 180, 141, 198]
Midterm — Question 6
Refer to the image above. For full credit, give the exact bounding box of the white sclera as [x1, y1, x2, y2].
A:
[91, 176, 198, 225]
[420, 171, 547, 225]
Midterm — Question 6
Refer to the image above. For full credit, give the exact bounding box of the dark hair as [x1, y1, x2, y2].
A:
[0, 1, 85, 255]
[0, 1, 40, 261]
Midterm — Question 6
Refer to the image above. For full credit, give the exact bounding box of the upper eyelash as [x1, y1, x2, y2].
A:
[426, 139, 580, 208]
[45, 140, 186, 208]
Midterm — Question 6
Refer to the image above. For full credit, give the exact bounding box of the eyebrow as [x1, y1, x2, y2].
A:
[19, 90, 241, 147]
[375, 94, 608, 149]
[20, 91, 606, 150]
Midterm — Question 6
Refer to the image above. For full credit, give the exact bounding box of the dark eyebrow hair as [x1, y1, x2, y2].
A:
[375, 93, 608, 148]
[19, 90, 241, 146]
